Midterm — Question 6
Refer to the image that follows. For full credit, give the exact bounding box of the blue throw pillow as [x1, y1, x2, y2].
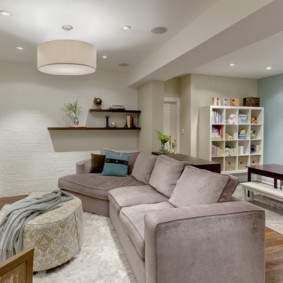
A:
[101, 151, 130, 177]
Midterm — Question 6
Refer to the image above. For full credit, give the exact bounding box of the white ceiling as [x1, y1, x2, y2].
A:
[193, 30, 283, 79]
[0, 0, 217, 71]
[1, 0, 283, 83]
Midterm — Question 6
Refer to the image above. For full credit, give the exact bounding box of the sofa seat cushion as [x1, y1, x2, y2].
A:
[119, 202, 174, 259]
[109, 185, 168, 214]
[58, 174, 145, 200]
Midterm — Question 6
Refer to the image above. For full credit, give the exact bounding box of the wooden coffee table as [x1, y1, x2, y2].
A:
[247, 164, 283, 189]
[242, 164, 283, 202]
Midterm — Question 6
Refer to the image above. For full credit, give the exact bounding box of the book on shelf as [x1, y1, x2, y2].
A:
[125, 115, 136, 128]
[211, 144, 223, 157]
[211, 110, 222, 124]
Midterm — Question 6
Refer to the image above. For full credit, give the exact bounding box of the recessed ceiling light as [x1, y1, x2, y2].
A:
[266, 66, 272, 70]
[0, 10, 11, 16]
[119, 63, 129, 67]
[16, 46, 24, 51]
[121, 25, 131, 31]
[102, 55, 108, 59]
[229, 63, 235, 67]
[151, 27, 168, 34]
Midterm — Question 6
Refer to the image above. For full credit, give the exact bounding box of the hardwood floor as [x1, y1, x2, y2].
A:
[0, 195, 27, 210]
[266, 228, 283, 282]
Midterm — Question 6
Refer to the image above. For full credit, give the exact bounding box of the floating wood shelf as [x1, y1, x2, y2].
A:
[89, 109, 141, 113]
[48, 127, 141, 130]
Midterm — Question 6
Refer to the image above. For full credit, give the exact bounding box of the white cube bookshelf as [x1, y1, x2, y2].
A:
[199, 106, 264, 174]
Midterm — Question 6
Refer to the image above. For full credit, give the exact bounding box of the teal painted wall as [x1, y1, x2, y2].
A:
[258, 74, 283, 164]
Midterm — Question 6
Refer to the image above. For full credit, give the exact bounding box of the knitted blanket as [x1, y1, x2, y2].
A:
[0, 190, 73, 262]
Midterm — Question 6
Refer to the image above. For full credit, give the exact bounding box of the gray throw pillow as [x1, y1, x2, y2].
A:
[148, 155, 188, 198]
[169, 166, 230, 207]
[132, 152, 157, 184]
[218, 174, 239, 202]
[100, 148, 139, 174]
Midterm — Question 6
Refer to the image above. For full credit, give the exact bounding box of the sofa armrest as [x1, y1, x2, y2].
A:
[144, 201, 265, 283]
[76, 159, 91, 174]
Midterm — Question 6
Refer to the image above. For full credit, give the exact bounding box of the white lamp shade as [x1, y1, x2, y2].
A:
[37, 40, 96, 75]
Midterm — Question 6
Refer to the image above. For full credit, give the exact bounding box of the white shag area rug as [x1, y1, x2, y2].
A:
[33, 213, 137, 283]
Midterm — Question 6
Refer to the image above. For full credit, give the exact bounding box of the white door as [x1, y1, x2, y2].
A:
[163, 98, 180, 153]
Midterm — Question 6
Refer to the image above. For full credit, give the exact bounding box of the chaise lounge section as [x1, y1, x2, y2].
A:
[58, 151, 265, 283]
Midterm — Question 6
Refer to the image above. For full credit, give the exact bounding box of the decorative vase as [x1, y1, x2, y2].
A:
[73, 117, 79, 127]
[160, 142, 168, 154]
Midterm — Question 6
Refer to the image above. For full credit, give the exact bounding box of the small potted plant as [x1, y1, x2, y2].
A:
[62, 100, 81, 126]
[156, 131, 171, 153]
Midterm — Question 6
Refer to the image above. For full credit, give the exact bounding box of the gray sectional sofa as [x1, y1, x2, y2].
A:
[58, 151, 265, 283]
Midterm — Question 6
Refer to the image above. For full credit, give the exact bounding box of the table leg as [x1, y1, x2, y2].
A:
[280, 180, 283, 190]
[247, 170, 251, 197]
[274, 178, 278, 189]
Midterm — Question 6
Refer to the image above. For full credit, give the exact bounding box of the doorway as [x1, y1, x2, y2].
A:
[163, 97, 180, 153]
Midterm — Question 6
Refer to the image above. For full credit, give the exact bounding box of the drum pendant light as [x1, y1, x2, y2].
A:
[37, 25, 96, 75]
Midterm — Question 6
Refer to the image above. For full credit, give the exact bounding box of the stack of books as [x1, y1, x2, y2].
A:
[126, 115, 135, 128]
[211, 144, 223, 157]
[212, 110, 222, 124]
[238, 114, 248, 124]
[110, 105, 126, 110]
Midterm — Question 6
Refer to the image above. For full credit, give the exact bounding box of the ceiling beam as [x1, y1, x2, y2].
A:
[129, 0, 276, 87]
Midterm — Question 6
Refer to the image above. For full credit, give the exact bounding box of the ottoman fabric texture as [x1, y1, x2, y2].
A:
[21, 193, 83, 271]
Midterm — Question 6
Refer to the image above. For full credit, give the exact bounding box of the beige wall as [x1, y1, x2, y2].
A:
[179, 75, 191, 155]
[164, 78, 181, 98]
[151, 81, 165, 152]
[138, 78, 181, 153]
[137, 82, 153, 153]
[0, 61, 138, 196]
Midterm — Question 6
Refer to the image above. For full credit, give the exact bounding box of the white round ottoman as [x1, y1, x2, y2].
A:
[22, 193, 83, 272]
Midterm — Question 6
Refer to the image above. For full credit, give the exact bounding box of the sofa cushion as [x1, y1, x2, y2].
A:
[100, 149, 139, 174]
[149, 155, 188, 197]
[119, 202, 174, 259]
[58, 174, 144, 200]
[169, 166, 230, 207]
[90, 153, 105, 173]
[101, 151, 130, 177]
[132, 152, 157, 184]
[218, 175, 239, 202]
[109, 185, 168, 214]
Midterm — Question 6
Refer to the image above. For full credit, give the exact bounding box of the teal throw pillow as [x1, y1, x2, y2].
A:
[101, 151, 130, 177]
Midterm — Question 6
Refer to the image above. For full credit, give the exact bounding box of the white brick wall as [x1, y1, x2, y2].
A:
[0, 62, 138, 197]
